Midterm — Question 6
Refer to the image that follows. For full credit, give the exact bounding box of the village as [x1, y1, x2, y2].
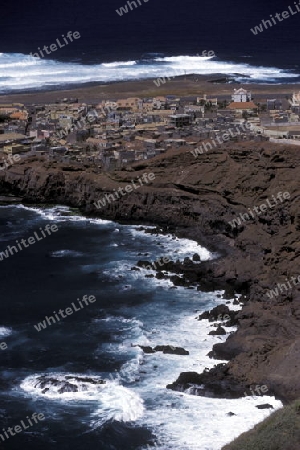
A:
[0, 87, 300, 170]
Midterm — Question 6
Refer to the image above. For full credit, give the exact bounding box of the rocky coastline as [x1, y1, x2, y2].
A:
[0, 141, 299, 404]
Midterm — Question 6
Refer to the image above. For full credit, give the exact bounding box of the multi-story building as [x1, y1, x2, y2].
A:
[231, 88, 252, 103]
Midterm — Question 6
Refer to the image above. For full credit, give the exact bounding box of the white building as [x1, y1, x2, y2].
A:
[291, 91, 300, 107]
[231, 88, 252, 103]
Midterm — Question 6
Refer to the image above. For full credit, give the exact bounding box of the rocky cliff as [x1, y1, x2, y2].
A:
[1, 141, 299, 402]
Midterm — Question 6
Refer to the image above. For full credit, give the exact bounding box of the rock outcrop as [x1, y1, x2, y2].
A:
[1, 141, 299, 402]
[139, 345, 189, 355]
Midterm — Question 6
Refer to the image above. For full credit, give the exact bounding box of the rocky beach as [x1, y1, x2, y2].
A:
[0, 138, 299, 410]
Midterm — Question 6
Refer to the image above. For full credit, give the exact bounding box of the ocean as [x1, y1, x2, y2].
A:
[0, 0, 300, 92]
[0, 1, 291, 446]
[0, 205, 282, 450]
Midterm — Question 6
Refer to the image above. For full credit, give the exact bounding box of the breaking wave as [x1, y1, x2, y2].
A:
[0, 52, 298, 92]
[0, 327, 12, 337]
[20, 373, 144, 426]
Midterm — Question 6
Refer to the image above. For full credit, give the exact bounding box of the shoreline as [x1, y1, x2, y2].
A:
[0, 79, 299, 445]
[1, 202, 282, 449]
[0, 143, 298, 404]
[1, 74, 300, 104]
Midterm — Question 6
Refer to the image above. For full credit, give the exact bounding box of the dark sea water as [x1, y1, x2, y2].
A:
[0, 205, 281, 450]
[0, 2, 292, 446]
[0, 0, 300, 91]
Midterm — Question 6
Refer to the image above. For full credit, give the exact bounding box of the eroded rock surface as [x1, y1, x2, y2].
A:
[1, 142, 299, 401]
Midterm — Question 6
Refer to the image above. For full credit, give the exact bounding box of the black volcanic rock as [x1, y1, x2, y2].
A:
[167, 364, 246, 399]
[154, 345, 189, 355]
[193, 253, 201, 261]
[256, 404, 274, 410]
[33, 375, 105, 395]
[208, 338, 243, 361]
[198, 311, 210, 320]
[139, 345, 189, 355]
[1, 142, 300, 401]
[139, 346, 156, 354]
[136, 260, 152, 269]
[156, 271, 166, 279]
[198, 305, 238, 327]
[209, 325, 227, 335]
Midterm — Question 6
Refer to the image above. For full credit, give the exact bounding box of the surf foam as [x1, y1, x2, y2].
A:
[20, 373, 144, 426]
[0, 53, 297, 92]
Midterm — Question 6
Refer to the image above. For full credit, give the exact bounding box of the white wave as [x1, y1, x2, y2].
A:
[93, 316, 144, 343]
[103, 294, 282, 450]
[154, 55, 295, 80]
[129, 226, 212, 261]
[0, 326, 12, 337]
[90, 382, 144, 427]
[156, 55, 214, 62]
[16, 204, 112, 224]
[139, 394, 282, 450]
[0, 52, 297, 91]
[25, 205, 87, 222]
[102, 60, 137, 67]
[102, 259, 175, 290]
[50, 249, 83, 257]
[100, 224, 213, 290]
[20, 373, 144, 425]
